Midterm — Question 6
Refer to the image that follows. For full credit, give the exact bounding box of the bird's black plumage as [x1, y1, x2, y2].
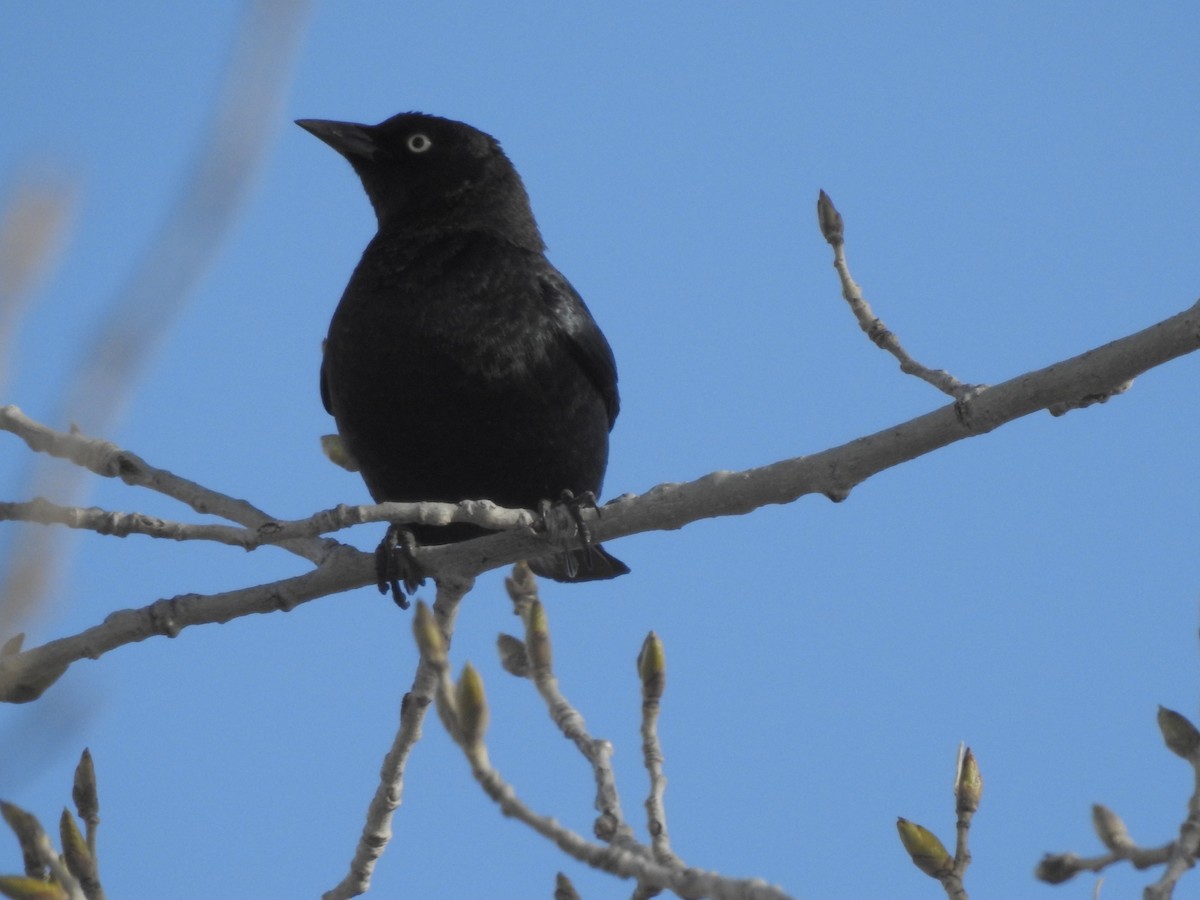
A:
[297, 111, 627, 588]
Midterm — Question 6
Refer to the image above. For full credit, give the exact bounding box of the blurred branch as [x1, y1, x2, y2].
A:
[1037, 705, 1200, 895]
[0, 173, 78, 397]
[0, 0, 312, 636]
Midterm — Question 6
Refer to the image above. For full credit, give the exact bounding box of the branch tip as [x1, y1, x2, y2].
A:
[816, 189, 844, 246]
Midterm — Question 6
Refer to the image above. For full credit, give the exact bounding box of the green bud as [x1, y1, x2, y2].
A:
[817, 190, 844, 246]
[411, 602, 446, 666]
[1034, 852, 1081, 884]
[319, 434, 360, 472]
[72, 748, 99, 828]
[0, 876, 70, 900]
[1158, 706, 1200, 760]
[456, 663, 489, 747]
[496, 633, 530, 678]
[1091, 804, 1133, 851]
[0, 633, 24, 658]
[504, 561, 537, 607]
[637, 632, 665, 701]
[524, 600, 552, 673]
[59, 809, 97, 890]
[896, 817, 952, 878]
[954, 746, 982, 814]
[0, 802, 47, 879]
[554, 872, 581, 900]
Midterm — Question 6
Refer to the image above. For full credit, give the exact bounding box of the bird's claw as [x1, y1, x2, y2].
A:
[539, 490, 599, 549]
[375, 524, 426, 609]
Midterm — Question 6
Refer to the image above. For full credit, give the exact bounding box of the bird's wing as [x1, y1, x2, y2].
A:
[540, 268, 620, 428]
[319, 345, 333, 416]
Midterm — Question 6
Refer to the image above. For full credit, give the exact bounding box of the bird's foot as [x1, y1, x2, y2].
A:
[539, 489, 601, 546]
[536, 490, 601, 579]
[375, 524, 426, 609]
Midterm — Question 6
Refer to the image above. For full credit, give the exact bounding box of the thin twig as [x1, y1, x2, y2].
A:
[504, 565, 640, 850]
[818, 190, 982, 400]
[1036, 846, 1171, 885]
[322, 576, 472, 900]
[464, 747, 792, 900]
[423, 603, 793, 900]
[1038, 706, 1200, 893]
[0, 495, 539, 550]
[637, 632, 679, 870]
[640, 699, 678, 867]
[0, 405, 330, 564]
[261, 499, 538, 541]
[1146, 750, 1200, 897]
[0, 498, 264, 547]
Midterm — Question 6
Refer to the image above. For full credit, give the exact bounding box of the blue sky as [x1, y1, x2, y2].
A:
[3, 3, 1200, 898]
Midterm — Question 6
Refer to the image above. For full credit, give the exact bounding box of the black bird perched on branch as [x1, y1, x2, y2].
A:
[296, 111, 628, 603]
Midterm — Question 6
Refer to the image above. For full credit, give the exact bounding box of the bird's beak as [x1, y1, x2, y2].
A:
[295, 119, 380, 162]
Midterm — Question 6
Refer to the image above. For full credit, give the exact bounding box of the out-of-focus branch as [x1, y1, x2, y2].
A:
[0, 174, 77, 397]
[1038, 705, 1200, 895]
[60, 0, 312, 429]
[0, 0, 312, 634]
[322, 576, 472, 900]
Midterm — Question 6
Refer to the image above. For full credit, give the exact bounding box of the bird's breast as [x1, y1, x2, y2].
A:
[319, 232, 610, 508]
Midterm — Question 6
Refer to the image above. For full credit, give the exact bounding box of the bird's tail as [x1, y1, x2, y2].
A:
[527, 543, 629, 583]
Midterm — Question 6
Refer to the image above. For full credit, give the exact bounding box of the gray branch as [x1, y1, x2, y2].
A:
[2, 296, 1198, 703]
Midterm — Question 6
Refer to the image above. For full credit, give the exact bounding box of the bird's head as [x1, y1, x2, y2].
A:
[296, 112, 543, 249]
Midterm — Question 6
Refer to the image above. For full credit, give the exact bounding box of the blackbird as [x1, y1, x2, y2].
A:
[297, 112, 628, 601]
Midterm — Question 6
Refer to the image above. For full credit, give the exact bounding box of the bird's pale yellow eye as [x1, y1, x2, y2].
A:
[406, 133, 433, 153]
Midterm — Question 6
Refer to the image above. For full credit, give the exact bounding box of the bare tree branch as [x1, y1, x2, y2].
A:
[637, 631, 680, 869]
[323, 576, 472, 900]
[818, 190, 982, 400]
[0, 546, 366, 703]
[0, 404, 330, 565]
[503, 564, 640, 851]
[0, 496, 540, 550]
[2, 291, 1199, 702]
[415, 583, 795, 900]
[1038, 705, 1200, 895]
[0, 173, 77, 397]
[0, 498, 270, 548]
